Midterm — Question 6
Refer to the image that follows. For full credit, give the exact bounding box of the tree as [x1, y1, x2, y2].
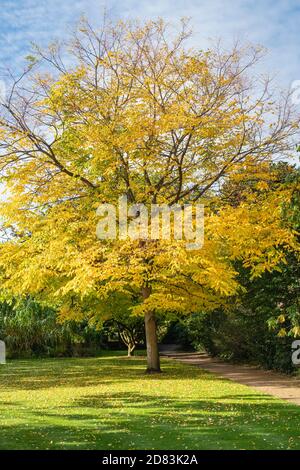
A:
[108, 317, 145, 357]
[185, 164, 300, 373]
[84, 291, 145, 356]
[0, 297, 77, 357]
[0, 18, 299, 372]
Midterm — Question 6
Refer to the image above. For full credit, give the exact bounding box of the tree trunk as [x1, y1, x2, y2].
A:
[144, 310, 161, 372]
[142, 286, 161, 373]
[127, 344, 135, 357]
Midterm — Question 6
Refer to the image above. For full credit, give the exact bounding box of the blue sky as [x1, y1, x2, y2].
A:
[0, 0, 300, 88]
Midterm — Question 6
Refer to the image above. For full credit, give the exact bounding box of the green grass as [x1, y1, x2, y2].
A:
[0, 354, 300, 450]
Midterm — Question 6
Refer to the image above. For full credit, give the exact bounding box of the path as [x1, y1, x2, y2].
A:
[162, 351, 300, 406]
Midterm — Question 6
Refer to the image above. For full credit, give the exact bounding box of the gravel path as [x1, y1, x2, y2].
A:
[162, 351, 300, 406]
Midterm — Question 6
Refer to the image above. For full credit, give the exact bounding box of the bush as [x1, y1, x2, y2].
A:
[185, 308, 295, 373]
[0, 298, 105, 358]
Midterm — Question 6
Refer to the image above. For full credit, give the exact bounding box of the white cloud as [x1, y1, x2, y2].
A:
[0, 0, 299, 88]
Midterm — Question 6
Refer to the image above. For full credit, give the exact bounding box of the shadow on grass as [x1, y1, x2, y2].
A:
[0, 356, 221, 391]
[1, 356, 300, 450]
[1, 390, 300, 450]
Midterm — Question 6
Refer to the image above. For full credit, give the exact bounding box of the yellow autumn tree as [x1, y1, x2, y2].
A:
[0, 18, 299, 371]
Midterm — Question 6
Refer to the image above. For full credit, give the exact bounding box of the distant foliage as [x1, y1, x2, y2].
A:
[184, 165, 300, 374]
[0, 298, 104, 358]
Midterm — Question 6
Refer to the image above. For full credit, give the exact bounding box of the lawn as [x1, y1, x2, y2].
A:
[0, 354, 299, 450]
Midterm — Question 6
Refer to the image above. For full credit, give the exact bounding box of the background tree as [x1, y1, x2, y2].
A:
[0, 18, 299, 372]
[84, 291, 145, 356]
[0, 297, 105, 357]
[184, 164, 300, 373]
[106, 316, 145, 357]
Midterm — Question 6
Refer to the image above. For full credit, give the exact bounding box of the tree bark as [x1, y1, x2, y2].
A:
[127, 344, 135, 357]
[142, 286, 161, 373]
[144, 311, 161, 372]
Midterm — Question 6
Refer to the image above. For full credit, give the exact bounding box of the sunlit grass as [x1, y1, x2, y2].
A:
[0, 354, 299, 450]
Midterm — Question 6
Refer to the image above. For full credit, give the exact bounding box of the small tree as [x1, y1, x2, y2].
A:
[87, 292, 145, 356]
[109, 316, 145, 357]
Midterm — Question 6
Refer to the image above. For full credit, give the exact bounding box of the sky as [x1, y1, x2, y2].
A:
[0, 0, 300, 90]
